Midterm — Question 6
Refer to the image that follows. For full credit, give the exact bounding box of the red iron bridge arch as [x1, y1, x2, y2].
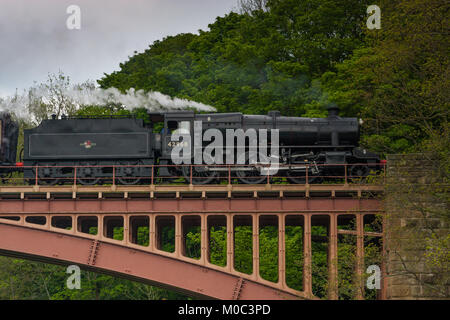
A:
[0, 163, 385, 300]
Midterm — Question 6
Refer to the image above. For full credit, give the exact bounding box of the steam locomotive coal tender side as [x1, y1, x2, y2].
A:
[22, 107, 381, 185]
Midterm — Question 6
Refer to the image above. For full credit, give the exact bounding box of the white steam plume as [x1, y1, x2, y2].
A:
[0, 86, 216, 121]
[67, 87, 216, 112]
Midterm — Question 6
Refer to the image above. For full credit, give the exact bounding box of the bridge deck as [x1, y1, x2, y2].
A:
[0, 183, 383, 198]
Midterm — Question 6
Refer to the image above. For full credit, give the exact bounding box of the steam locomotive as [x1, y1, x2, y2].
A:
[1, 107, 381, 185]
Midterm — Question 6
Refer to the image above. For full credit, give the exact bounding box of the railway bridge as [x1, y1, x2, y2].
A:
[0, 181, 384, 300]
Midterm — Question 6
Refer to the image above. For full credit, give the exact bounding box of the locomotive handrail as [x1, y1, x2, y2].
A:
[56, 114, 138, 120]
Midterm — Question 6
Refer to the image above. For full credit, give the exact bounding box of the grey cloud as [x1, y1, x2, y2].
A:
[0, 0, 237, 96]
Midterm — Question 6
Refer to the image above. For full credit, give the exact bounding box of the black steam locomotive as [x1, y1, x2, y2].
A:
[15, 106, 380, 185]
[0, 107, 381, 185]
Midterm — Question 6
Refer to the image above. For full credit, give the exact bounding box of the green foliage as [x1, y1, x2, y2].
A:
[89, 227, 98, 236]
[285, 226, 303, 291]
[113, 227, 124, 241]
[425, 234, 450, 272]
[0, 257, 189, 300]
[185, 227, 201, 260]
[137, 226, 150, 247]
[311, 225, 329, 298]
[323, 0, 449, 156]
[259, 226, 279, 282]
[75, 104, 130, 117]
[337, 235, 357, 300]
[161, 226, 175, 253]
[233, 226, 253, 274]
[209, 227, 227, 267]
[75, 105, 151, 124]
[99, 1, 371, 118]
[364, 237, 383, 300]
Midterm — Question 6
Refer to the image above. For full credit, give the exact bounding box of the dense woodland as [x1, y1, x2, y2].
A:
[0, 0, 448, 300]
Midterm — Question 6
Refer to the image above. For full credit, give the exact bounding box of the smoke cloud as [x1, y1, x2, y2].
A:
[0, 86, 216, 122]
[67, 87, 216, 112]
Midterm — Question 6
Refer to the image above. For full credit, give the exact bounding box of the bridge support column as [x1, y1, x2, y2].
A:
[149, 215, 155, 252]
[279, 214, 286, 288]
[356, 214, 364, 300]
[328, 214, 338, 300]
[227, 214, 233, 272]
[123, 215, 128, 245]
[97, 215, 103, 238]
[303, 214, 312, 298]
[252, 214, 259, 281]
[175, 214, 182, 257]
[201, 215, 207, 265]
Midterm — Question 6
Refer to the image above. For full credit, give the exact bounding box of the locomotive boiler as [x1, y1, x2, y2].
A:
[20, 106, 381, 185]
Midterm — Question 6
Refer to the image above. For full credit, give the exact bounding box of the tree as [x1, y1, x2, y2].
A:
[321, 0, 449, 298]
[27, 71, 78, 124]
[237, 0, 269, 14]
[99, 1, 373, 117]
[323, 0, 449, 155]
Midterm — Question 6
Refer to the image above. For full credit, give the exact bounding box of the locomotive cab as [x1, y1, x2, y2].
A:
[147, 111, 195, 178]
[147, 111, 194, 157]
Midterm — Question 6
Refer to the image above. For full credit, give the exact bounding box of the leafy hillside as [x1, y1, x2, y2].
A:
[99, 0, 448, 157]
[1, 0, 447, 300]
[99, 0, 371, 118]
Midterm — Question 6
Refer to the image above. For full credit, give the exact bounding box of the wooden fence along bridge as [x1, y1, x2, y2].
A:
[0, 164, 385, 300]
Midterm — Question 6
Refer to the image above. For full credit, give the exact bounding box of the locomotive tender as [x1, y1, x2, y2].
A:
[2, 107, 381, 185]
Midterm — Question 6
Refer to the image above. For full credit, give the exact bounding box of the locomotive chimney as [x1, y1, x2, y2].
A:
[327, 104, 340, 118]
[268, 111, 280, 129]
[268, 111, 281, 117]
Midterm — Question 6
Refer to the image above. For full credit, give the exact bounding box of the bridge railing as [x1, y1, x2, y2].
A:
[0, 162, 387, 187]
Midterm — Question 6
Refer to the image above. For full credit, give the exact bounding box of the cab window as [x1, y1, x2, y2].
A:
[166, 120, 190, 134]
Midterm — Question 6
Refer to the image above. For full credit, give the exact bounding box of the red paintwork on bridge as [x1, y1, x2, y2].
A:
[0, 184, 384, 300]
[0, 222, 300, 300]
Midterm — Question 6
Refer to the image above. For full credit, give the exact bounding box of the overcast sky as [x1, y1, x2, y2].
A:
[0, 0, 237, 97]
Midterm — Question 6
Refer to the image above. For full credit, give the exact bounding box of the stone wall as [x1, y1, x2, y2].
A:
[385, 154, 449, 299]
